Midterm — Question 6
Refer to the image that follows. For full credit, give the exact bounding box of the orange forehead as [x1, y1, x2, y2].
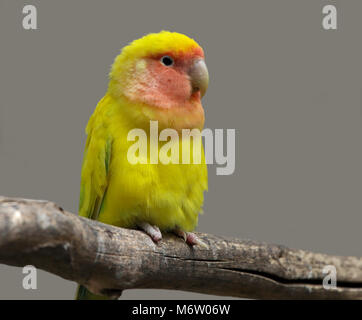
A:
[151, 46, 204, 61]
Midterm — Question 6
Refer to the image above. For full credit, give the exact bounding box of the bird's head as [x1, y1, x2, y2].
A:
[108, 31, 209, 131]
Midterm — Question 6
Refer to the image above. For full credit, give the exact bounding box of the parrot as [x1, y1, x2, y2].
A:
[75, 31, 209, 299]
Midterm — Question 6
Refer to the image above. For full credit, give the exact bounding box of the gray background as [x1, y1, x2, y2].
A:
[0, 0, 361, 299]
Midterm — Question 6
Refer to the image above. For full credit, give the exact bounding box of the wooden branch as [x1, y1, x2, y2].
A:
[0, 196, 362, 299]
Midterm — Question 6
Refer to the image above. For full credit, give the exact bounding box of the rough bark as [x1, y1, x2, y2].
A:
[0, 196, 362, 299]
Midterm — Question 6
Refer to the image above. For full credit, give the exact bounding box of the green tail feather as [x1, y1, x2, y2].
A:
[75, 285, 110, 300]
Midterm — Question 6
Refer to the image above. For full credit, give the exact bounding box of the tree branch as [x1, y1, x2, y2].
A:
[0, 196, 362, 299]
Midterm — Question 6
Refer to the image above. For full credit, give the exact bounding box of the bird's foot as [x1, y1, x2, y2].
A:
[138, 222, 162, 243]
[173, 228, 208, 248]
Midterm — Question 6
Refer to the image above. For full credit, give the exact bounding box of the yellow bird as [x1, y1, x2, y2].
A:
[76, 31, 208, 299]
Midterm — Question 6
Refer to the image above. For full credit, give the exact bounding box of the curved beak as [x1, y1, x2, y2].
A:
[189, 59, 209, 98]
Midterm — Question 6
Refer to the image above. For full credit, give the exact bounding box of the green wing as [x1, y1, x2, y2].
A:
[78, 131, 112, 221]
[77, 126, 113, 300]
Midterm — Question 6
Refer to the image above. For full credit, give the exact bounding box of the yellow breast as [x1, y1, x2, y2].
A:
[96, 95, 208, 231]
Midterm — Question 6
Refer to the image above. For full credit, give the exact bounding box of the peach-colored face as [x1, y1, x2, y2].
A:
[125, 47, 206, 110]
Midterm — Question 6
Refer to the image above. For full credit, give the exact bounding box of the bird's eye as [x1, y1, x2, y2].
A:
[160, 56, 174, 67]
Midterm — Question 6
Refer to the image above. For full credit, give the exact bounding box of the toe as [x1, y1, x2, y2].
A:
[173, 228, 187, 241]
[138, 222, 162, 243]
[152, 230, 162, 242]
[186, 233, 208, 248]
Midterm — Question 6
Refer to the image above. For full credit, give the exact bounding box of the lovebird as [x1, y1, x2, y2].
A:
[76, 31, 209, 299]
